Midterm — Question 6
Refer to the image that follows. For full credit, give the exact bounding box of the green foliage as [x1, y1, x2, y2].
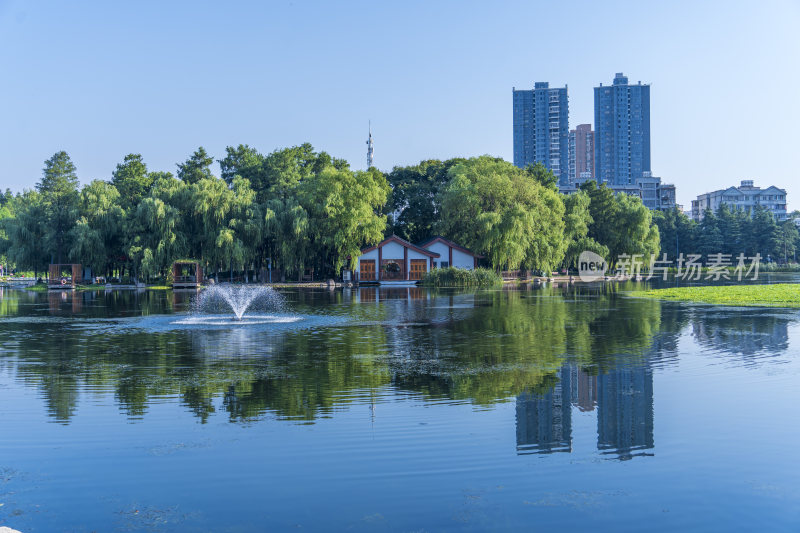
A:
[299, 166, 390, 273]
[523, 161, 559, 191]
[437, 156, 566, 272]
[419, 267, 501, 287]
[111, 154, 153, 209]
[385, 159, 463, 243]
[177, 147, 214, 184]
[652, 207, 697, 261]
[38, 151, 80, 263]
[562, 191, 608, 269]
[638, 284, 800, 308]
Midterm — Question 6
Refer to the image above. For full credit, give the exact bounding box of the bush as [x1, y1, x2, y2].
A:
[420, 267, 502, 287]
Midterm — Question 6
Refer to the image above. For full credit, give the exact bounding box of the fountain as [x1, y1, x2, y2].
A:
[193, 285, 286, 321]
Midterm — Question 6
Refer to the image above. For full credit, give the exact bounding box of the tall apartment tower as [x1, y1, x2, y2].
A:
[513, 82, 570, 187]
[568, 123, 594, 182]
[594, 73, 650, 186]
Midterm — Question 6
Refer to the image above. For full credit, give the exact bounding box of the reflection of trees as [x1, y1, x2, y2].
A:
[0, 286, 675, 426]
[690, 308, 791, 358]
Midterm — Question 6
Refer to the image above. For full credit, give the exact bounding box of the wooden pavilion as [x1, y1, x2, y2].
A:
[172, 261, 203, 289]
[48, 264, 82, 290]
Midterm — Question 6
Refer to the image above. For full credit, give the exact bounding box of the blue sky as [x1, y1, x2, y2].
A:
[0, 0, 798, 209]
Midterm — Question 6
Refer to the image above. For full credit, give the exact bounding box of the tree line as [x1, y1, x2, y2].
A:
[653, 204, 800, 264]
[0, 145, 388, 281]
[0, 148, 666, 281]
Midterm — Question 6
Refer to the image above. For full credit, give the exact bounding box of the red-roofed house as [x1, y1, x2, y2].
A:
[355, 235, 482, 285]
[355, 235, 439, 285]
[417, 236, 483, 270]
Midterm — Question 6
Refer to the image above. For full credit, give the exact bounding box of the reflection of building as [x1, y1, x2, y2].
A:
[568, 365, 597, 412]
[516, 366, 572, 454]
[597, 365, 654, 459]
[691, 314, 790, 356]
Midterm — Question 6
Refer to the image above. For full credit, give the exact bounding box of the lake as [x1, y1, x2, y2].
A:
[1, 281, 799, 532]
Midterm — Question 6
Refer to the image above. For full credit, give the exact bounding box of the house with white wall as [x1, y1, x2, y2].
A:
[355, 235, 440, 285]
[417, 236, 482, 270]
[354, 235, 483, 285]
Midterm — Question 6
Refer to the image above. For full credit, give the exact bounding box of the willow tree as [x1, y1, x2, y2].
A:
[264, 197, 309, 280]
[437, 156, 566, 272]
[299, 166, 389, 275]
[562, 190, 607, 269]
[69, 180, 126, 277]
[3, 191, 49, 276]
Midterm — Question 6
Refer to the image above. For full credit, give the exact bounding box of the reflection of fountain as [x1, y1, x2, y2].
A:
[194, 285, 285, 321]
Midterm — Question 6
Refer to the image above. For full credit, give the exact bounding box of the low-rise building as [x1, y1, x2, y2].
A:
[560, 172, 676, 211]
[417, 236, 482, 269]
[354, 235, 482, 285]
[691, 180, 788, 221]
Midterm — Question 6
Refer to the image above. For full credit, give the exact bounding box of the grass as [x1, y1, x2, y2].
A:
[636, 283, 800, 308]
[420, 267, 502, 288]
[25, 284, 48, 292]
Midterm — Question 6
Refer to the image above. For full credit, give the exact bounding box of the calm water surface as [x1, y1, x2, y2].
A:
[1, 281, 799, 532]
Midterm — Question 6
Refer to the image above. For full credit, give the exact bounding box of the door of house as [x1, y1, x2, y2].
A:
[381, 259, 404, 280]
[360, 260, 376, 281]
[409, 259, 427, 280]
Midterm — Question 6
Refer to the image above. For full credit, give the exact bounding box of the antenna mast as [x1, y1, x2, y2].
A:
[366, 121, 374, 169]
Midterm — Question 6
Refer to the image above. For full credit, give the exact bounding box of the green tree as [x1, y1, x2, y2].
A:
[385, 159, 463, 243]
[437, 156, 566, 272]
[609, 194, 660, 263]
[219, 144, 265, 188]
[38, 151, 80, 264]
[524, 161, 559, 191]
[111, 154, 153, 209]
[748, 205, 780, 260]
[299, 166, 389, 275]
[652, 207, 696, 261]
[562, 190, 608, 269]
[177, 147, 214, 184]
[777, 219, 799, 263]
[580, 180, 619, 251]
[696, 209, 723, 258]
[69, 180, 126, 277]
[3, 190, 48, 276]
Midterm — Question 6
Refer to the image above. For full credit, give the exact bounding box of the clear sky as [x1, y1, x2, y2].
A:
[0, 0, 798, 210]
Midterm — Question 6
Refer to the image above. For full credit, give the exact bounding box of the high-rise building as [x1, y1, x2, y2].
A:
[568, 123, 594, 182]
[513, 82, 570, 187]
[594, 73, 650, 186]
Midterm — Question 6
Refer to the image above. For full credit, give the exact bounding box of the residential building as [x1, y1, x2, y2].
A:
[561, 171, 676, 211]
[594, 73, 650, 186]
[568, 123, 594, 182]
[690, 180, 788, 221]
[513, 82, 570, 187]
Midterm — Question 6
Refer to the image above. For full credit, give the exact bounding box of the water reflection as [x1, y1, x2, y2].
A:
[597, 364, 654, 459]
[0, 286, 797, 439]
[516, 366, 574, 454]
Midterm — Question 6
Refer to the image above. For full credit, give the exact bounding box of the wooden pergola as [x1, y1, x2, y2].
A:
[48, 264, 82, 290]
[172, 261, 203, 289]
